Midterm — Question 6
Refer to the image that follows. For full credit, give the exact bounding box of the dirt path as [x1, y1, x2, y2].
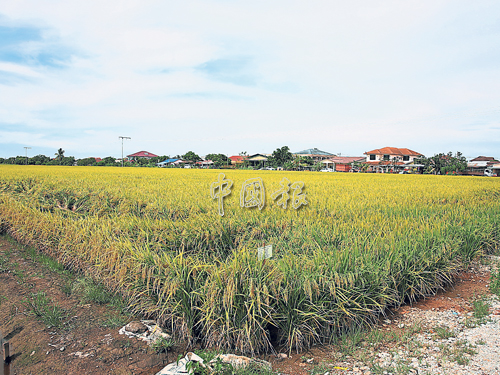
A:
[1, 235, 498, 375]
[0, 235, 173, 375]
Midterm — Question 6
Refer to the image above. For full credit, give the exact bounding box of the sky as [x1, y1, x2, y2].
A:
[0, 0, 499, 160]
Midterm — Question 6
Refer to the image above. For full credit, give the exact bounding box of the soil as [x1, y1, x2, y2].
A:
[0, 235, 495, 375]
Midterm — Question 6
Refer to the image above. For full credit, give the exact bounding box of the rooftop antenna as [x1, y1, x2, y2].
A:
[119, 136, 131, 167]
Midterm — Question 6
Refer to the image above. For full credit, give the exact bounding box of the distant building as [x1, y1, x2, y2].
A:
[229, 155, 248, 165]
[467, 156, 500, 175]
[364, 147, 424, 173]
[127, 151, 159, 161]
[157, 158, 180, 167]
[294, 148, 335, 162]
[322, 156, 365, 172]
[246, 153, 269, 168]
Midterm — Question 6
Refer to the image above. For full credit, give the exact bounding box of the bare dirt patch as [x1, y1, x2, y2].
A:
[0, 236, 176, 375]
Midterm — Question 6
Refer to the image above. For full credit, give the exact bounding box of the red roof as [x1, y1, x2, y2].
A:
[364, 147, 423, 157]
[470, 156, 499, 162]
[229, 156, 248, 162]
[127, 151, 158, 158]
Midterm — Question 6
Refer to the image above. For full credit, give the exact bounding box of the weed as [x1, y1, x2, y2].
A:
[23, 291, 67, 328]
[433, 326, 455, 340]
[440, 340, 477, 366]
[476, 339, 486, 345]
[490, 268, 500, 296]
[0, 294, 6, 306]
[120, 339, 132, 349]
[61, 280, 73, 296]
[472, 296, 490, 322]
[72, 277, 114, 305]
[308, 363, 332, 375]
[0, 254, 7, 272]
[13, 267, 26, 284]
[101, 312, 129, 328]
[151, 336, 175, 353]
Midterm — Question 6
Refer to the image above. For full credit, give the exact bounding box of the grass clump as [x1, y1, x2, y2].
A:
[433, 326, 456, 340]
[472, 296, 490, 321]
[101, 311, 129, 328]
[489, 268, 500, 296]
[72, 277, 115, 305]
[23, 291, 67, 328]
[151, 336, 175, 353]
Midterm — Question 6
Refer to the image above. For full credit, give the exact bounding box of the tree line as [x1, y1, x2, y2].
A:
[0, 147, 470, 174]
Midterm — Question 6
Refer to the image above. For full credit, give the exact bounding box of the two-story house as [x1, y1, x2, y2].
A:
[364, 147, 424, 172]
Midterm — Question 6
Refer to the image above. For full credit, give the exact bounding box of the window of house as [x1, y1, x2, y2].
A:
[403, 155, 410, 161]
[383, 155, 390, 161]
[370, 155, 376, 161]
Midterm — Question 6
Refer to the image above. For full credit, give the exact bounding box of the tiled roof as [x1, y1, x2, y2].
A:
[364, 147, 424, 156]
[294, 148, 334, 156]
[127, 151, 159, 158]
[470, 156, 499, 162]
[229, 156, 248, 162]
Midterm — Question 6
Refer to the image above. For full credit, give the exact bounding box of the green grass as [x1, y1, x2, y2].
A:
[151, 336, 175, 353]
[101, 311, 129, 328]
[472, 296, 490, 321]
[433, 326, 456, 340]
[71, 277, 116, 305]
[490, 268, 500, 296]
[23, 291, 67, 328]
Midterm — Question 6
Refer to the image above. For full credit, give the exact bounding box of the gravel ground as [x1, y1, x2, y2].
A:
[300, 256, 500, 375]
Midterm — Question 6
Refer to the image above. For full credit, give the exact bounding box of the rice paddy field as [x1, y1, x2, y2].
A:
[1, 165, 499, 354]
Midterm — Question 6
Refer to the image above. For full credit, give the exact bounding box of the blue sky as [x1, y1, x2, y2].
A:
[0, 1, 499, 159]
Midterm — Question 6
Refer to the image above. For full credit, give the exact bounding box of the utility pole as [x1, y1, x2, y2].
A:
[24, 147, 31, 165]
[119, 136, 131, 167]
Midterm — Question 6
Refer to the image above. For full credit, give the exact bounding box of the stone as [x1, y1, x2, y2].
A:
[211, 354, 272, 371]
[124, 321, 148, 334]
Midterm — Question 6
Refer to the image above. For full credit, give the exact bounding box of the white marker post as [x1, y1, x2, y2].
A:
[257, 244, 273, 261]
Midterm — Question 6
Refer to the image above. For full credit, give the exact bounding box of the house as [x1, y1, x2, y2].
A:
[490, 163, 500, 176]
[322, 156, 365, 172]
[229, 155, 248, 165]
[294, 148, 335, 162]
[246, 153, 269, 168]
[127, 151, 159, 161]
[196, 160, 214, 168]
[466, 156, 499, 176]
[364, 147, 424, 172]
[157, 158, 180, 167]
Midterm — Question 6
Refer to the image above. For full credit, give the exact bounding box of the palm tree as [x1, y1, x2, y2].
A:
[55, 148, 65, 165]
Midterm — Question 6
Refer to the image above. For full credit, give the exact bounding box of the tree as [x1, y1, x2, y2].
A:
[182, 151, 201, 163]
[206, 153, 229, 168]
[77, 157, 97, 166]
[60, 156, 75, 166]
[268, 146, 293, 168]
[416, 152, 467, 175]
[55, 148, 65, 160]
[30, 154, 51, 165]
[292, 155, 314, 170]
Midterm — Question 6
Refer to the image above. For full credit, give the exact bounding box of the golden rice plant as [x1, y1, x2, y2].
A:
[0, 165, 499, 353]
